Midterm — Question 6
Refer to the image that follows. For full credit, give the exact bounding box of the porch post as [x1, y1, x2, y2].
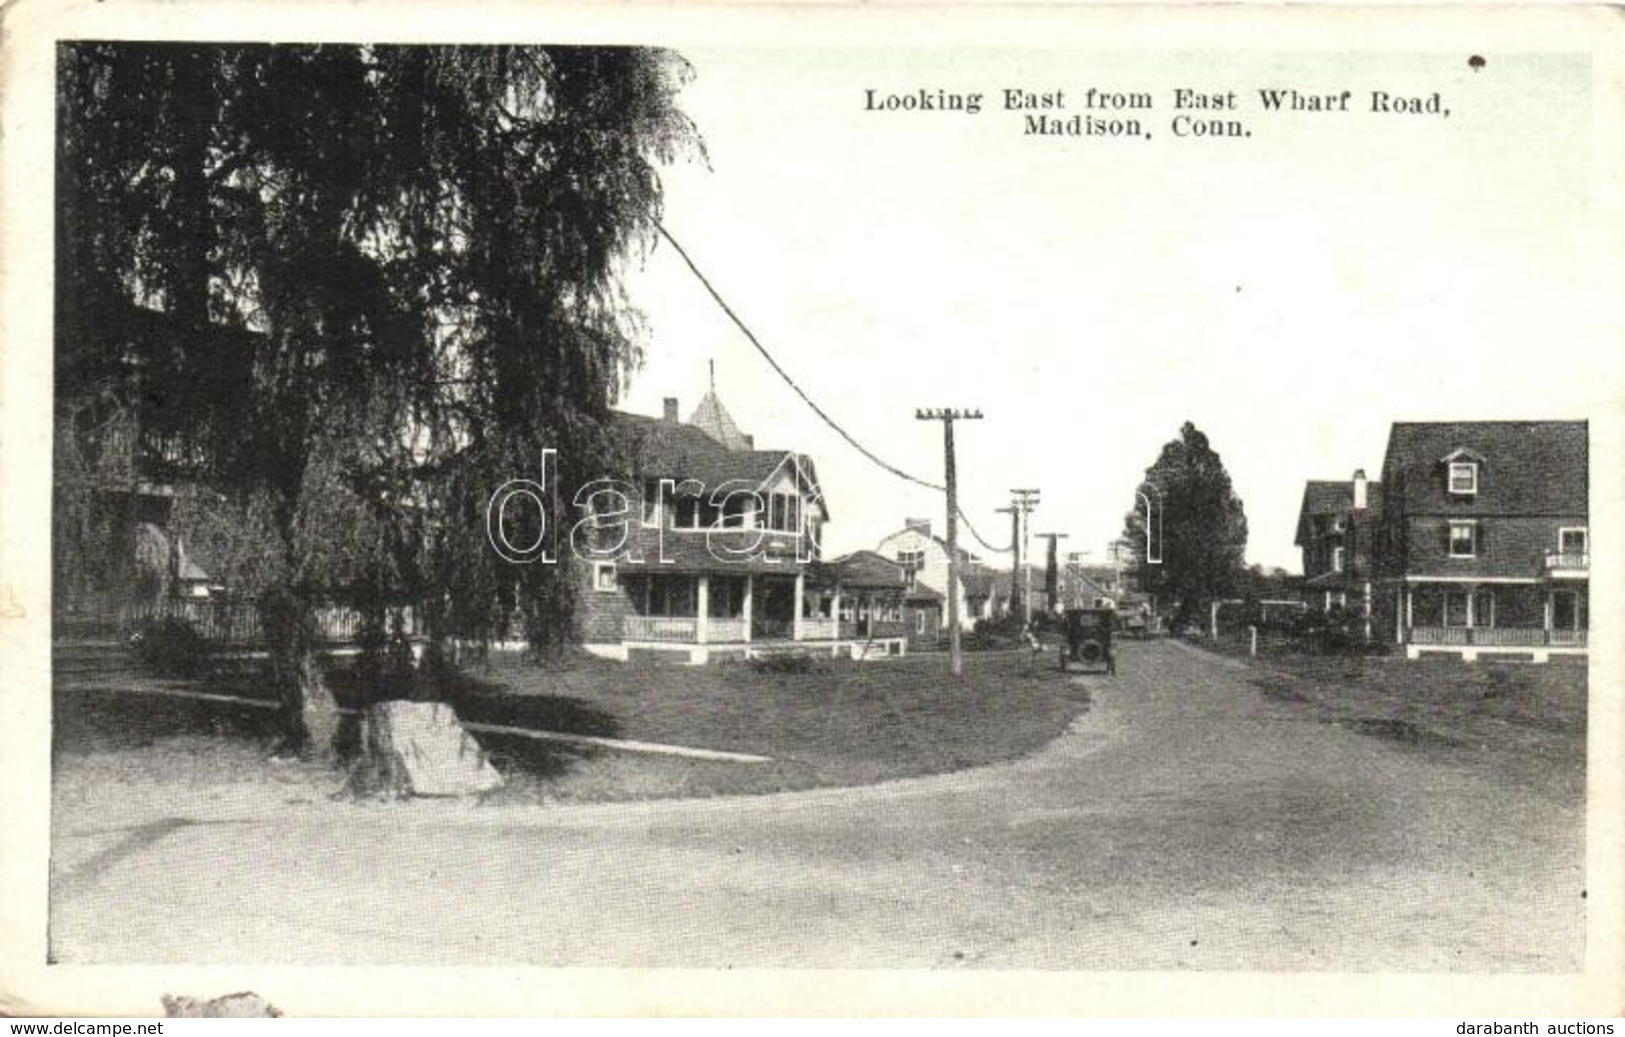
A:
[696, 574, 710, 645]
[743, 574, 754, 643]
[1363, 581, 1372, 642]
[792, 570, 806, 640]
[831, 589, 843, 635]
[1404, 588, 1413, 631]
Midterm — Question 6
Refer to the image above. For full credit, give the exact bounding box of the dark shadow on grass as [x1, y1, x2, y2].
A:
[57, 650, 625, 793]
[436, 669, 620, 740]
[53, 686, 284, 754]
[1332, 716, 1464, 749]
[1251, 674, 1311, 705]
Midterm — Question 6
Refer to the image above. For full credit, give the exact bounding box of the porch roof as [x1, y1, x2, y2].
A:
[611, 529, 814, 575]
[818, 550, 908, 591]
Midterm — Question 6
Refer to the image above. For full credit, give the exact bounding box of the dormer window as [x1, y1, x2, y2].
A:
[1448, 462, 1478, 496]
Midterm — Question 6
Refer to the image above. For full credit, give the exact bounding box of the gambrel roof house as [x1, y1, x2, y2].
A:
[875, 517, 985, 629]
[1368, 420, 1587, 660]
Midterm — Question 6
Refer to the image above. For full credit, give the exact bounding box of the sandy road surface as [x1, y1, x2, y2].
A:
[50, 640, 1584, 969]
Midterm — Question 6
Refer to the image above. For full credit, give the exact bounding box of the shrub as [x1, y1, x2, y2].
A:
[126, 615, 209, 678]
[751, 652, 818, 675]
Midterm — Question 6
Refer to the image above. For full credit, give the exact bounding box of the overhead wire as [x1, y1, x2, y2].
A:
[656, 223, 1011, 556]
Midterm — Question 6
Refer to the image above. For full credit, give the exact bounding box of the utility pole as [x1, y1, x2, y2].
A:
[1035, 532, 1069, 614]
[995, 505, 1018, 619]
[1009, 488, 1040, 625]
[917, 408, 983, 678]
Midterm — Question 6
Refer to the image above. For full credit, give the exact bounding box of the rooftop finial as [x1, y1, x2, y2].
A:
[709, 358, 715, 392]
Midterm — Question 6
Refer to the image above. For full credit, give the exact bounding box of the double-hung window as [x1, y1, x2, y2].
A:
[1448, 521, 1477, 558]
[1448, 462, 1478, 496]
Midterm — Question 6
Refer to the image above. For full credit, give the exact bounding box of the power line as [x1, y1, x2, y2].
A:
[955, 504, 1010, 556]
[657, 224, 938, 492]
[658, 223, 1010, 556]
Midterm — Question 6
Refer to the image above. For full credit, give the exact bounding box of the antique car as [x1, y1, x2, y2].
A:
[1059, 607, 1116, 675]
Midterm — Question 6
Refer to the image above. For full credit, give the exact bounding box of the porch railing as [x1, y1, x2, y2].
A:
[752, 618, 793, 641]
[1407, 626, 1585, 647]
[800, 617, 839, 641]
[624, 615, 699, 643]
[708, 617, 749, 643]
[838, 620, 907, 641]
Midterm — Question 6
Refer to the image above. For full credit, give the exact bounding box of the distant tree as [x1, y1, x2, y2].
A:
[56, 43, 700, 759]
[1237, 563, 1299, 603]
[1121, 422, 1249, 628]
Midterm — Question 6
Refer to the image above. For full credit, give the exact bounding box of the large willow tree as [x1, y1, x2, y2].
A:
[56, 43, 699, 757]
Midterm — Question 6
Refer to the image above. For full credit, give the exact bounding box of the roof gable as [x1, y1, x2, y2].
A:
[611, 411, 827, 519]
[1293, 479, 1384, 545]
[876, 524, 979, 564]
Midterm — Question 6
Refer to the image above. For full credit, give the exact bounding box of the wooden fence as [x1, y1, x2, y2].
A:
[121, 598, 424, 647]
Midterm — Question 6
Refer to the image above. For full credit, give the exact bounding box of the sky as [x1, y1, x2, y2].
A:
[615, 46, 1607, 573]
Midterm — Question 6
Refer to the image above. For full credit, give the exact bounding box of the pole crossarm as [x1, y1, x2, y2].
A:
[1008, 489, 1041, 624]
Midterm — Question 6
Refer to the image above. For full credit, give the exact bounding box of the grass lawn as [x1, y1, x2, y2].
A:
[53, 647, 1089, 807]
[1201, 638, 1587, 798]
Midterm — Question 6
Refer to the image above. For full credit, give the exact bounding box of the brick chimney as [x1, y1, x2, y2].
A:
[663, 397, 679, 423]
[1352, 468, 1368, 510]
[905, 517, 932, 536]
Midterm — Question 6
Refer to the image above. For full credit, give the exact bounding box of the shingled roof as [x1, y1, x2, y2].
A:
[822, 550, 908, 591]
[1380, 421, 1587, 516]
[1293, 479, 1384, 546]
[687, 390, 751, 451]
[611, 411, 825, 518]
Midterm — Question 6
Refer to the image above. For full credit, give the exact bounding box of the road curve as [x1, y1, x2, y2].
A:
[50, 640, 1584, 969]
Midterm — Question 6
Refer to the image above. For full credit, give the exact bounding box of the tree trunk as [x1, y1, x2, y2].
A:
[263, 590, 342, 762]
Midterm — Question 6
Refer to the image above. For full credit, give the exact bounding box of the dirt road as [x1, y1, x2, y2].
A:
[49, 640, 1584, 969]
